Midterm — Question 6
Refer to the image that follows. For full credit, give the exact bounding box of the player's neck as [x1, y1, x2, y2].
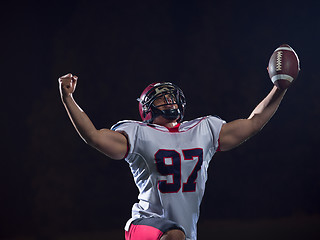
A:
[153, 116, 178, 128]
[163, 121, 179, 129]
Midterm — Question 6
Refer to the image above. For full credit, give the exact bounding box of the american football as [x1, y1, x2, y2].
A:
[268, 44, 300, 90]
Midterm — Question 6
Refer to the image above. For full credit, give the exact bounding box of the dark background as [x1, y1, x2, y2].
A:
[1, 1, 320, 239]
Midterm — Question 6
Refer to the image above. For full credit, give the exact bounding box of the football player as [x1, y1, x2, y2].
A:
[59, 74, 287, 240]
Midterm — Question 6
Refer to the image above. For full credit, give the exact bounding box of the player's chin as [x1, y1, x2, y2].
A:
[154, 115, 178, 125]
[159, 104, 178, 110]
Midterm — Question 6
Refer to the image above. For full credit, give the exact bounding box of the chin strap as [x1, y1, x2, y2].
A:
[150, 107, 181, 122]
[161, 109, 180, 120]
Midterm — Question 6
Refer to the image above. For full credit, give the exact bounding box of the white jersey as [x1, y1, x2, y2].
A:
[111, 116, 225, 240]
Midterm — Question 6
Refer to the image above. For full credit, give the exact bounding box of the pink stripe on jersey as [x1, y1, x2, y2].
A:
[217, 137, 221, 151]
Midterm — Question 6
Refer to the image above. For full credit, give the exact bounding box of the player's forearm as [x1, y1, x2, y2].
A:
[62, 95, 98, 144]
[248, 86, 287, 131]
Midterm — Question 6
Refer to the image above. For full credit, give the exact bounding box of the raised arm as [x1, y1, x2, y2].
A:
[219, 86, 287, 151]
[58, 73, 128, 160]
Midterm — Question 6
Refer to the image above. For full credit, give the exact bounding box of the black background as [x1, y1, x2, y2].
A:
[1, 1, 320, 239]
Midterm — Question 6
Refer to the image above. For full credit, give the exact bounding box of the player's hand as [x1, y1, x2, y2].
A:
[58, 73, 78, 100]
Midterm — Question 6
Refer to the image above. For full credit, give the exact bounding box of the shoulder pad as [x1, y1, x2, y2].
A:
[111, 120, 143, 131]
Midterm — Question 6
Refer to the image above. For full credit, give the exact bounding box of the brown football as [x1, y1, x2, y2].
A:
[268, 44, 300, 89]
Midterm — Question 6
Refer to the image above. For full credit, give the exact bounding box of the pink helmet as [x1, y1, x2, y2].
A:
[137, 82, 186, 123]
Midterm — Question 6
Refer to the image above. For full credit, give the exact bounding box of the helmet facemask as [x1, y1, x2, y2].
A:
[138, 82, 186, 123]
[151, 92, 180, 120]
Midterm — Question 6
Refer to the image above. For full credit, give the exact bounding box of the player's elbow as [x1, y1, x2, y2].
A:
[80, 130, 99, 146]
[249, 115, 267, 134]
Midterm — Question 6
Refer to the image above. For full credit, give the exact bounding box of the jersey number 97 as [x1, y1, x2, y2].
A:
[155, 148, 203, 193]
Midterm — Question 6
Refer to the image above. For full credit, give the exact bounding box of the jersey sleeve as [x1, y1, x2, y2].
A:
[205, 116, 226, 151]
[111, 120, 140, 161]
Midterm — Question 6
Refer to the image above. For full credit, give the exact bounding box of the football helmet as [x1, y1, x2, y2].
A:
[137, 82, 186, 123]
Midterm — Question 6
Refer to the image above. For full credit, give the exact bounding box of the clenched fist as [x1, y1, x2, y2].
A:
[58, 73, 78, 100]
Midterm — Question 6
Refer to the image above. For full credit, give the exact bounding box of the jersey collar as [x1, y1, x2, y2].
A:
[166, 123, 181, 132]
